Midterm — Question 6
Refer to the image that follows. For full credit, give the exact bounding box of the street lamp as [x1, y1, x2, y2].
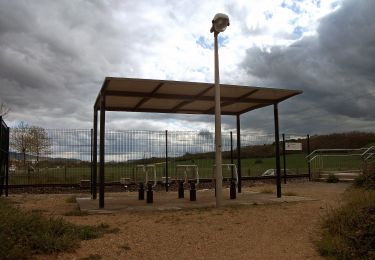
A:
[210, 13, 229, 207]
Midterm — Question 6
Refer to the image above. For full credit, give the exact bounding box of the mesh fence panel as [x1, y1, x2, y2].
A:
[8, 129, 310, 186]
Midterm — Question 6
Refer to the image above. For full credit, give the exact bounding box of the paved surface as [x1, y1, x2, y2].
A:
[77, 187, 316, 213]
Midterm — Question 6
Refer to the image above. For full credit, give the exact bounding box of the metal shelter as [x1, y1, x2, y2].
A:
[93, 77, 302, 208]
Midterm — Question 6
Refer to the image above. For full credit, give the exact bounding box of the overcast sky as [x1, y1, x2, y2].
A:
[0, 0, 374, 135]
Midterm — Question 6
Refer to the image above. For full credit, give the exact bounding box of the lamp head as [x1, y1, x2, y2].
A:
[210, 13, 230, 33]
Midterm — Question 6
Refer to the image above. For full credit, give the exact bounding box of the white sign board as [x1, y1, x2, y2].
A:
[285, 142, 302, 151]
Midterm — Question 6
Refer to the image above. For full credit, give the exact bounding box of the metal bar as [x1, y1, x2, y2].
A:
[165, 130, 169, 192]
[90, 128, 93, 197]
[0, 117, 3, 196]
[274, 104, 281, 198]
[5, 126, 9, 197]
[99, 97, 105, 208]
[171, 85, 214, 112]
[93, 110, 98, 199]
[236, 115, 242, 193]
[134, 83, 164, 110]
[230, 131, 233, 180]
[105, 90, 273, 104]
[307, 134, 311, 181]
[282, 133, 287, 184]
[222, 89, 260, 106]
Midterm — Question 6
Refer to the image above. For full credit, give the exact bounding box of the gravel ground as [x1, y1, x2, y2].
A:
[9, 181, 349, 260]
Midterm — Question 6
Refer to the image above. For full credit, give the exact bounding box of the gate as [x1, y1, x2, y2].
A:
[0, 116, 9, 196]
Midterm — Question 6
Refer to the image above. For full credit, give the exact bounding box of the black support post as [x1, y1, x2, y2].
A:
[282, 133, 287, 184]
[99, 97, 105, 208]
[189, 182, 196, 201]
[5, 127, 9, 197]
[230, 131, 234, 180]
[90, 128, 93, 197]
[93, 110, 98, 200]
[307, 134, 311, 181]
[274, 104, 281, 198]
[165, 130, 169, 192]
[236, 115, 242, 193]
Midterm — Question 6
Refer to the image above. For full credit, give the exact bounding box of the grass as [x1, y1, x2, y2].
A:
[326, 173, 339, 183]
[64, 209, 89, 216]
[316, 189, 375, 259]
[0, 198, 115, 259]
[65, 195, 77, 203]
[8, 152, 363, 185]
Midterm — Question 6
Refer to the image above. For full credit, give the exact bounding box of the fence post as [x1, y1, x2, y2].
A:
[90, 128, 93, 197]
[0, 117, 3, 196]
[5, 127, 9, 197]
[165, 130, 169, 192]
[282, 133, 287, 184]
[307, 134, 311, 181]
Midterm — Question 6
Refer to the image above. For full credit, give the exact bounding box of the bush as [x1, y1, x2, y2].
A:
[254, 159, 263, 164]
[354, 162, 375, 189]
[0, 199, 112, 259]
[326, 173, 339, 183]
[316, 189, 375, 259]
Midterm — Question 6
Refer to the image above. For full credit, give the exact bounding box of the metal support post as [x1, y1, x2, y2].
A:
[307, 134, 311, 181]
[236, 115, 242, 193]
[274, 104, 282, 198]
[165, 130, 169, 192]
[146, 183, 153, 203]
[282, 133, 287, 184]
[138, 183, 145, 200]
[99, 97, 105, 208]
[93, 110, 98, 200]
[190, 182, 196, 201]
[178, 181, 184, 198]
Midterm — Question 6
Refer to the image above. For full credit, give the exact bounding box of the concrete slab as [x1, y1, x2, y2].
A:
[77, 188, 317, 214]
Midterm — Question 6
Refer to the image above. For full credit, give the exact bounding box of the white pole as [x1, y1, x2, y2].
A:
[214, 32, 223, 207]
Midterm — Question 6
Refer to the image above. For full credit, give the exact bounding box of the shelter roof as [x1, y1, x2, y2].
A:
[94, 77, 302, 115]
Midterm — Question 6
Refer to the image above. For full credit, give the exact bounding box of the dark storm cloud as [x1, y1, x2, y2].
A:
[240, 0, 375, 134]
[0, 0, 164, 128]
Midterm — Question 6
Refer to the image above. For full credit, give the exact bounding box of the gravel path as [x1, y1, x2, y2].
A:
[10, 181, 349, 260]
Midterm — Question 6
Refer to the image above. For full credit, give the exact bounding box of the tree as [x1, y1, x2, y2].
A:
[10, 123, 51, 173]
[10, 121, 31, 171]
[29, 126, 51, 165]
[0, 102, 9, 117]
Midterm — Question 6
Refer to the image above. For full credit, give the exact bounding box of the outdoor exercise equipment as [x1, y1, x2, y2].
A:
[175, 164, 199, 200]
[212, 164, 238, 199]
[134, 164, 158, 188]
[146, 182, 153, 203]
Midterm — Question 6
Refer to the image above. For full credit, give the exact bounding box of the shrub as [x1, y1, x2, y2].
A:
[254, 159, 263, 164]
[0, 199, 112, 259]
[326, 173, 339, 183]
[316, 189, 375, 259]
[355, 162, 375, 189]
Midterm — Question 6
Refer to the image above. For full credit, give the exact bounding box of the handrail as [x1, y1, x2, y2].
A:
[306, 146, 375, 162]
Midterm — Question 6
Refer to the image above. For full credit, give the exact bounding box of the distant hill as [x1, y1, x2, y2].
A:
[178, 131, 375, 160]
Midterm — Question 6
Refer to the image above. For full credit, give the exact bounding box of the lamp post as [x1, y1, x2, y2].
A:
[210, 13, 229, 207]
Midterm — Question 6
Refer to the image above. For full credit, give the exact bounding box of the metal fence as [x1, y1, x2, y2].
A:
[0, 117, 10, 196]
[8, 128, 310, 187]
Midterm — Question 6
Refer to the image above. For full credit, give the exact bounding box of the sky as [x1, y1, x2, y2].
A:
[0, 0, 374, 135]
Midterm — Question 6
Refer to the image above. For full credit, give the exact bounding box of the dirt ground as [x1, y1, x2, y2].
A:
[9, 181, 349, 260]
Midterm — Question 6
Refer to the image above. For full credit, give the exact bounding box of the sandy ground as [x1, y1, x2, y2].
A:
[9, 181, 349, 260]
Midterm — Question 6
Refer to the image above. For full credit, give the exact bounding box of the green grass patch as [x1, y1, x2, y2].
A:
[326, 173, 339, 183]
[64, 209, 89, 216]
[65, 195, 77, 203]
[316, 189, 375, 259]
[0, 198, 114, 259]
